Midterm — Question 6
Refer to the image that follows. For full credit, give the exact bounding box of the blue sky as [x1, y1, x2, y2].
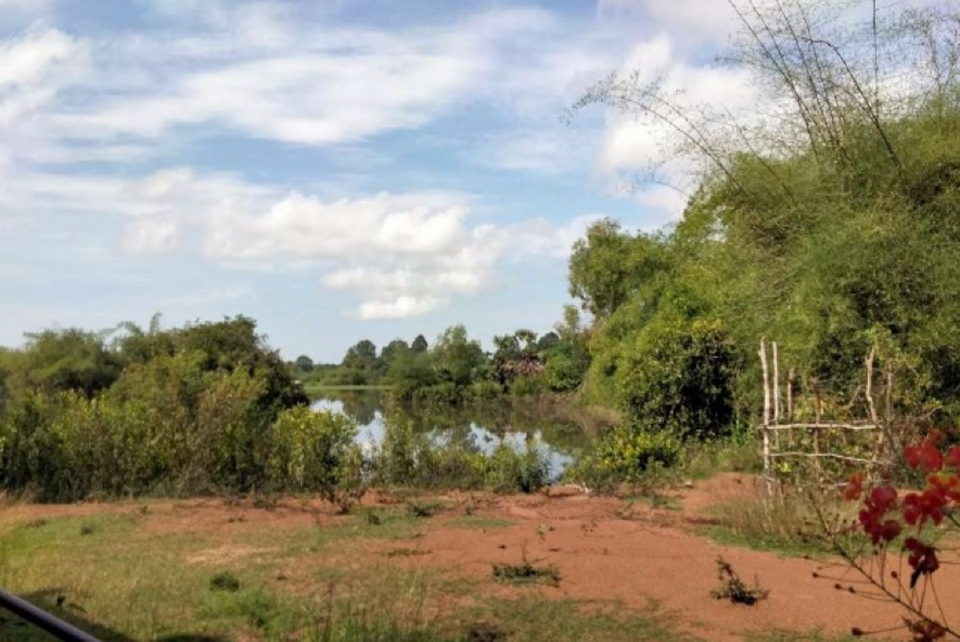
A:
[0, 0, 928, 361]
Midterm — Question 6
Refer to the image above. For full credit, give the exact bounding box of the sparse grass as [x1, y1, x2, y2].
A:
[444, 516, 515, 530]
[471, 598, 700, 642]
[406, 501, 445, 519]
[700, 491, 856, 558]
[384, 548, 431, 558]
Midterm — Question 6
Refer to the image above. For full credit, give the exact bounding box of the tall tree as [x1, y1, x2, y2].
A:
[411, 334, 429, 353]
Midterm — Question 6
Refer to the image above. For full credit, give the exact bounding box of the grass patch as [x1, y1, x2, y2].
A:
[384, 548, 431, 558]
[406, 501, 445, 519]
[209, 571, 241, 592]
[445, 516, 515, 530]
[492, 561, 561, 587]
[699, 492, 855, 558]
[472, 598, 699, 642]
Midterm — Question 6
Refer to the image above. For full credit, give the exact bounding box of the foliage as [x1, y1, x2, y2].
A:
[615, 314, 736, 440]
[595, 428, 681, 480]
[487, 441, 551, 494]
[566, 1, 960, 429]
[267, 406, 365, 509]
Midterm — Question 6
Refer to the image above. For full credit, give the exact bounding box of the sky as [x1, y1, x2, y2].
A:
[0, 0, 932, 361]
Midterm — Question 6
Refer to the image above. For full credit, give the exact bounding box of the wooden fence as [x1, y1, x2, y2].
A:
[757, 339, 891, 491]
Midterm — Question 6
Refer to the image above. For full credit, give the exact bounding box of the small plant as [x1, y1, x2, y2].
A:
[493, 546, 561, 587]
[710, 557, 768, 605]
[79, 523, 95, 536]
[25, 519, 47, 529]
[366, 510, 384, 526]
[210, 571, 241, 592]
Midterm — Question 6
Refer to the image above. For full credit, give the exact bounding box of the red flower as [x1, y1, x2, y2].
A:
[904, 538, 940, 588]
[844, 472, 864, 501]
[945, 445, 960, 471]
[859, 486, 899, 545]
[905, 433, 944, 472]
[903, 484, 949, 529]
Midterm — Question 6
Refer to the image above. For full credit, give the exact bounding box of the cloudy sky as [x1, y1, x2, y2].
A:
[0, 0, 904, 360]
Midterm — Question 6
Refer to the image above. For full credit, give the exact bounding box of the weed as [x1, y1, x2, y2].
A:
[492, 555, 561, 587]
[209, 572, 241, 592]
[24, 519, 47, 530]
[366, 510, 384, 526]
[710, 557, 768, 605]
[79, 524, 95, 536]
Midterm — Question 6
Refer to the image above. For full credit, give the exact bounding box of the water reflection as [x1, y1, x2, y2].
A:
[310, 390, 598, 478]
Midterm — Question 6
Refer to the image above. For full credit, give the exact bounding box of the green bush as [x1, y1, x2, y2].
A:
[267, 407, 364, 507]
[509, 374, 546, 398]
[412, 382, 462, 406]
[487, 441, 550, 493]
[615, 314, 735, 440]
[566, 427, 681, 492]
[468, 380, 502, 400]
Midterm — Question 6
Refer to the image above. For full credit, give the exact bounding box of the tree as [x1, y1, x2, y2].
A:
[433, 325, 486, 387]
[294, 355, 315, 372]
[411, 334, 429, 353]
[379, 339, 410, 367]
[537, 332, 561, 352]
[14, 328, 124, 398]
[342, 340, 377, 371]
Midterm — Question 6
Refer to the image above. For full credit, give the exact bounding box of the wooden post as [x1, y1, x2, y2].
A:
[759, 339, 772, 493]
[773, 342, 781, 425]
[865, 346, 878, 424]
[760, 339, 771, 429]
[787, 367, 796, 445]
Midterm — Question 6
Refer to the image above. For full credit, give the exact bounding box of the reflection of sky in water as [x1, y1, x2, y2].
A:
[311, 399, 573, 480]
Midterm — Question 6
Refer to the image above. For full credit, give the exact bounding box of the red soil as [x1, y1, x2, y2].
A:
[7, 476, 958, 640]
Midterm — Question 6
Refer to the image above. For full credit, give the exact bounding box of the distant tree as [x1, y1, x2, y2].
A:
[433, 325, 485, 386]
[16, 328, 123, 398]
[380, 339, 410, 366]
[294, 355, 315, 372]
[411, 334, 429, 353]
[538, 331, 561, 352]
[342, 340, 377, 371]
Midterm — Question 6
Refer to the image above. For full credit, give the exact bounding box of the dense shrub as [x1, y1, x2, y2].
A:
[615, 314, 735, 440]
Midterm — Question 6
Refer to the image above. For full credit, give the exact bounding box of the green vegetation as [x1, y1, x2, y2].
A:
[491, 561, 561, 587]
[291, 319, 590, 405]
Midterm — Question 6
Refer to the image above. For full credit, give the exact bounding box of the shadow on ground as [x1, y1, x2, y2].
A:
[0, 588, 228, 642]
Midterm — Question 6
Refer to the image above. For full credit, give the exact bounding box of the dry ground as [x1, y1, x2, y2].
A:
[1, 475, 952, 641]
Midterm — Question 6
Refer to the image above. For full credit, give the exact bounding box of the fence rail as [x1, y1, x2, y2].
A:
[0, 587, 101, 642]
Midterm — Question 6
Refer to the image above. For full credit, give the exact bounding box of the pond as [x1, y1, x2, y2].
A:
[310, 389, 605, 479]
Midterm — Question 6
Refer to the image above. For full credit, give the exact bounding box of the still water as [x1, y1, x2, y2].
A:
[310, 390, 597, 479]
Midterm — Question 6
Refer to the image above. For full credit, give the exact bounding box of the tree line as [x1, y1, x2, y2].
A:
[291, 310, 590, 403]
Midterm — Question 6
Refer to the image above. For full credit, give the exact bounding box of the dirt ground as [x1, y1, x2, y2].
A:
[8, 475, 958, 641]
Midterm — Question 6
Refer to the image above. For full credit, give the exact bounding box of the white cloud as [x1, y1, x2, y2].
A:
[358, 296, 444, 321]
[597, 0, 736, 43]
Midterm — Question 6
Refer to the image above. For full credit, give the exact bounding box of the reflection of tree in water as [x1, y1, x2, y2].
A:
[319, 390, 379, 425]
[316, 391, 601, 460]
